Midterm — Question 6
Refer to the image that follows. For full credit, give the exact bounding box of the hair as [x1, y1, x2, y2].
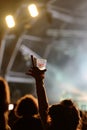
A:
[15, 94, 38, 117]
[49, 99, 81, 130]
[0, 77, 10, 129]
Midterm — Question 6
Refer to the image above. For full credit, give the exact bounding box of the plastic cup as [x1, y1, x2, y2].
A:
[36, 58, 47, 70]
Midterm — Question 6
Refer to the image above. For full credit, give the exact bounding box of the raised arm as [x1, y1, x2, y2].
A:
[26, 66, 49, 129]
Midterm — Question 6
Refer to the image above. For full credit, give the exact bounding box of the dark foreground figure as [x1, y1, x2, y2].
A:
[27, 56, 82, 130]
[12, 94, 43, 130]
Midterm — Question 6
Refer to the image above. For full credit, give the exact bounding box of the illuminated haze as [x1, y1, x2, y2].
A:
[45, 37, 87, 105]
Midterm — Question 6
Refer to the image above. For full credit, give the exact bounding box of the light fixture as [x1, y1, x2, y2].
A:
[5, 15, 15, 28]
[28, 4, 39, 17]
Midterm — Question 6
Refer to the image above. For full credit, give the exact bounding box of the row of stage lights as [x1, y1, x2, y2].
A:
[5, 3, 39, 28]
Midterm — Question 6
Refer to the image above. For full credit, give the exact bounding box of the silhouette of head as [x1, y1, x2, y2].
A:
[49, 99, 80, 130]
[0, 77, 10, 112]
[0, 77, 10, 130]
[15, 94, 38, 117]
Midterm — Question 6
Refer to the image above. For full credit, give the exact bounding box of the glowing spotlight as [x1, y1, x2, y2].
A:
[28, 4, 39, 17]
[5, 15, 15, 28]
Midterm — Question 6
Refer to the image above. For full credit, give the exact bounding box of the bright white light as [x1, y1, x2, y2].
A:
[5, 15, 15, 28]
[28, 4, 39, 17]
[8, 104, 14, 110]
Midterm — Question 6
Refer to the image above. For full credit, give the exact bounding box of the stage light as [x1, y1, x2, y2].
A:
[5, 15, 15, 28]
[28, 4, 39, 17]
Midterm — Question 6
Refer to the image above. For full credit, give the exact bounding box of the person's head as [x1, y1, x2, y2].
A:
[49, 99, 81, 130]
[15, 94, 38, 117]
[0, 77, 10, 129]
[0, 77, 10, 113]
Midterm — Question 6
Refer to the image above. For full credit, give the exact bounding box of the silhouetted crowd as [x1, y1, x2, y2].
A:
[0, 55, 87, 130]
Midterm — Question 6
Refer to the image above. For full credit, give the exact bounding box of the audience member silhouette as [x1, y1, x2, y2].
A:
[12, 94, 43, 130]
[0, 77, 11, 130]
[80, 110, 87, 130]
[8, 103, 18, 129]
[27, 56, 81, 130]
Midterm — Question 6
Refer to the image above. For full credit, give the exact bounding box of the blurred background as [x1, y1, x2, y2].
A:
[0, 0, 87, 110]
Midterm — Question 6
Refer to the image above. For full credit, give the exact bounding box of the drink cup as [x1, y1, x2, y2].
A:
[36, 58, 47, 70]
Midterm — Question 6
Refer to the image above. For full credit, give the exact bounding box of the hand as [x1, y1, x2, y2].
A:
[26, 67, 47, 80]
